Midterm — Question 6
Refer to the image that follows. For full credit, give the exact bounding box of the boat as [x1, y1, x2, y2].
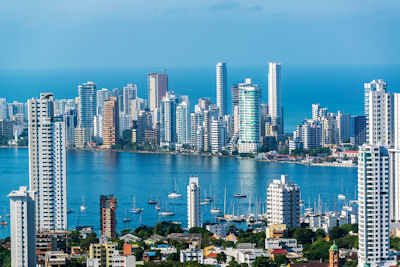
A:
[203, 189, 214, 202]
[130, 196, 143, 213]
[200, 201, 210, 205]
[67, 209, 73, 213]
[80, 195, 86, 212]
[338, 194, 346, 200]
[155, 204, 161, 210]
[210, 194, 221, 214]
[148, 200, 157, 205]
[123, 208, 131, 222]
[234, 183, 247, 198]
[168, 177, 182, 198]
[158, 198, 174, 217]
[0, 221, 7, 226]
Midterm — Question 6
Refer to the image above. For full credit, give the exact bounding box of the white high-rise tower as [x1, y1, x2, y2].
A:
[187, 177, 201, 229]
[8, 186, 36, 267]
[268, 62, 283, 134]
[28, 93, 67, 232]
[358, 144, 395, 266]
[216, 62, 227, 116]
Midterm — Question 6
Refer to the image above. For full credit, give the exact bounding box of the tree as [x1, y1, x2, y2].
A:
[216, 252, 227, 263]
[120, 228, 132, 236]
[288, 227, 315, 244]
[188, 227, 212, 238]
[69, 230, 82, 246]
[166, 252, 180, 261]
[304, 239, 331, 261]
[228, 260, 239, 267]
[134, 247, 144, 261]
[253, 256, 271, 267]
[80, 233, 98, 251]
[274, 254, 289, 266]
[329, 226, 348, 239]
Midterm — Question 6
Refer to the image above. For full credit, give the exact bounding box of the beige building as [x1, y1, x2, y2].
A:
[89, 242, 118, 267]
[103, 97, 119, 149]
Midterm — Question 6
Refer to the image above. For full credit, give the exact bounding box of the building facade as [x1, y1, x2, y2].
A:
[102, 97, 119, 149]
[100, 195, 117, 239]
[28, 93, 67, 231]
[187, 177, 201, 229]
[268, 62, 283, 134]
[148, 73, 168, 111]
[216, 62, 227, 116]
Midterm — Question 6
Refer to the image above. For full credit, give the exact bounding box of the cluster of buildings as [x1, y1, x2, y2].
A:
[289, 104, 366, 153]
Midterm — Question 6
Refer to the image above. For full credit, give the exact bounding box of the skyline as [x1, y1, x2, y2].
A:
[1, 0, 400, 69]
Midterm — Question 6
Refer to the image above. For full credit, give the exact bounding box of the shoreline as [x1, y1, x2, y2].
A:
[0, 146, 356, 168]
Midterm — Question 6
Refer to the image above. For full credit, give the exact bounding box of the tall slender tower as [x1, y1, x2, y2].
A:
[103, 97, 119, 149]
[100, 195, 117, 239]
[28, 93, 67, 231]
[176, 100, 191, 145]
[148, 73, 168, 111]
[358, 144, 394, 266]
[76, 81, 97, 147]
[160, 92, 178, 146]
[238, 79, 261, 153]
[216, 62, 227, 116]
[8, 186, 36, 267]
[122, 83, 137, 114]
[187, 177, 201, 229]
[268, 62, 283, 134]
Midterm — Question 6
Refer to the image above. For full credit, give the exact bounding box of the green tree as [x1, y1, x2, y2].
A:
[329, 226, 348, 239]
[120, 228, 132, 236]
[274, 254, 289, 266]
[216, 252, 227, 263]
[253, 256, 271, 267]
[166, 252, 180, 261]
[69, 230, 82, 246]
[304, 239, 331, 261]
[134, 247, 144, 261]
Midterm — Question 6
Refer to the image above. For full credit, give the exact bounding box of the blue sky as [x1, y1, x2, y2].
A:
[1, 0, 399, 68]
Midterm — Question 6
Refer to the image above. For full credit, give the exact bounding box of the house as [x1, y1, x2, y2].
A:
[266, 224, 287, 239]
[120, 234, 141, 243]
[224, 233, 238, 243]
[143, 251, 160, 262]
[180, 245, 204, 264]
[144, 235, 165, 245]
[167, 233, 202, 247]
[270, 249, 288, 261]
[150, 244, 177, 260]
[224, 243, 267, 266]
[265, 238, 303, 254]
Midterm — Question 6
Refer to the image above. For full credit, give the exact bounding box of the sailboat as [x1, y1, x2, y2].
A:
[1, 210, 8, 226]
[158, 198, 174, 217]
[234, 182, 247, 198]
[210, 194, 221, 214]
[130, 196, 143, 213]
[204, 187, 214, 202]
[168, 177, 182, 198]
[123, 208, 131, 222]
[216, 188, 227, 221]
[80, 195, 86, 212]
[148, 192, 157, 204]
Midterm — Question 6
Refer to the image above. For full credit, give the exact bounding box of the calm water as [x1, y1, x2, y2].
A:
[0, 148, 357, 238]
[1, 65, 400, 131]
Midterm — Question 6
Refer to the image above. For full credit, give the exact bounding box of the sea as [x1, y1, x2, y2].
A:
[0, 148, 357, 238]
[0, 64, 399, 237]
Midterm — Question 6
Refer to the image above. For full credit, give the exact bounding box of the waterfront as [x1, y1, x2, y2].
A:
[0, 148, 357, 238]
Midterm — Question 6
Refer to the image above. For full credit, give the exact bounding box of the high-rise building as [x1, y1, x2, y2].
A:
[93, 114, 104, 142]
[350, 115, 366, 147]
[216, 62, 227, 116]
[96, 88, 110, 115]
[176, 101, 190, 145]
[238, 79, 261, 153]
[187, 177, 201, 229]
[100, 195, 117, 239]
[198, 98, 211, 111]
[268, 62, 283, 134]
[364, 79, 393, 147]
[77, 81, 97, 147]
[231, 85, 239, 114]
[160, 92, 178, 146]
[64, 109, 77, 147]
[266, 175, 300, 228]
[358, 144, 395, 266]
[130, 98, 148, 121]
[123, 83, 137, 114]
[148, 73, 168, 111]
[300, 120, 322, 150]
[103, 97, 119, 149]
[211, 118, 226, 153]
[8, 186, 36, 267]
[28, 93, 67, 232]
[337, 111, 351, 143]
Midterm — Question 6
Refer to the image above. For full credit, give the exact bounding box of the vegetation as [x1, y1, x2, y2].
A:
[0, 239, 10, 267]
[237, 230, 266, 248]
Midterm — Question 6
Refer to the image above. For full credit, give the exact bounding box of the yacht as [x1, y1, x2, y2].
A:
[80, 195, 86, 212]
[130, 196, 143, 213]
[123, 208, 131, 222]
[168, 177, 182, 198]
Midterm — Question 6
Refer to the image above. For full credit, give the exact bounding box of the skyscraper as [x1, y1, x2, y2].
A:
[103, 97, 119, 149]
[238, 79, 261, 153]
[8, 186, 36, 267]
[337, 111, 351, 143]
[100, 195, 117, 239]
[96, 88, 110, 115]
[76, 81, 97, 147]
[268, 62, 283, 134]
[216, 62, 227, 116]
[266, 175, 300, 228]
[187, 177, 201, 229]
[148, 73, 168, 111]
[176, 100, 190, 145]
[358, 144, 394, 266]
[122, 83, 137, 114]
[28, 93, 67, 232]
[350, 115, 366, 147]
[211, 118, 226, 153]
[160, 92, 178, 146]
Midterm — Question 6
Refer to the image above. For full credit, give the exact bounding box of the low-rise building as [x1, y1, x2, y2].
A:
[150, 244, 177, 260]
[88, 241, 118, 267]
[45, 251, 69, 266]
[180, 245, 204, 264]
[143, 251, 160, 262]
[224, 243, 266, 266]
[205, 223, 227, 237]
[120, 234, 141, 243]
[265, 238, 303, 254]
[167, 233, 202, 247]
[111, 250, 136, 267]
[266, 224, 287, 239]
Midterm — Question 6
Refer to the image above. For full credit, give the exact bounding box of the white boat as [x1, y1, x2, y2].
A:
[158, 198, 174, 216]
[123, 208, 131, 222]
[234, 183, 247, 198]
[168, 177, 182, 198]
[155, 204, 161, 210]
[200, 201, 210, 205]
[80, 195, 86, 212]
[338, 194, 346, 200]
[210, 194, 221, 213]
[130, 196, 143, 213]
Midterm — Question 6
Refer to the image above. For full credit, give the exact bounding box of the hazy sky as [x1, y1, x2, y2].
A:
[1, 0, 399, 68]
